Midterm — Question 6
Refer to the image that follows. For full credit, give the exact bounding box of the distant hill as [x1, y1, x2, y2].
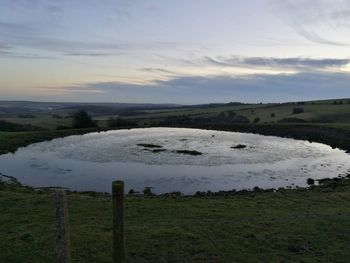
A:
[0, 101, 182, 116]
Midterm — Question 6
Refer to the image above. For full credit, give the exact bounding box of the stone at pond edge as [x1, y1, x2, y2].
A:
[231, 144, 247, 149]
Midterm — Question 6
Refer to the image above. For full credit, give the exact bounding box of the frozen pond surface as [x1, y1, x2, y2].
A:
[1, 127, 350, 194]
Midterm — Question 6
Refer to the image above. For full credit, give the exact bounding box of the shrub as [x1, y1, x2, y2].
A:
[253, 117, 261, 123]
[107, 118, 137, 128]
[72, 110, 97, 129]
[18, 114, 36, 118]
[307, 178, 315, 185]
[278, 117, 306, 123]
[56, 125, 71, 130]
[292, 107, 304, 114]
[227, 111, 237, 118]
[0, 120, 42, 132]
[233, 115, 250, 123]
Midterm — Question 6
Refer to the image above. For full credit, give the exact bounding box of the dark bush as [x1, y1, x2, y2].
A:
[233, 115, 250, 123]
[18, 114, 36, 118]
[227, 111, 237, 118]
[278, 118, 306, 123]
[56, 125, 71, 130]
[253, 117, 261, 123]
[52, 114, 62, 119]
[307, 178, 315, 185]
[292, 107, 304, 114]
[0, 120, 42, 132]
[72, 110, 97, 129]
[107, 118, 137, 128]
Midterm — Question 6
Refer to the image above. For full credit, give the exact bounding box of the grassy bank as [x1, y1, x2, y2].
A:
[1, 179, 350, 262]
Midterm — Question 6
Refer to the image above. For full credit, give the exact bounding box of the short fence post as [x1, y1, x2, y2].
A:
[112, 181, 126, 263]
[53, 191, 71, 263]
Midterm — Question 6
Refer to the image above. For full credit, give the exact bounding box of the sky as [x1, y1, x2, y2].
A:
[1, 0, 350, 104]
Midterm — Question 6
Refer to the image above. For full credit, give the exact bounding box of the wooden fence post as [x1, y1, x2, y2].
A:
[112, 181, 126, 263]
[53, 191, 71, 263]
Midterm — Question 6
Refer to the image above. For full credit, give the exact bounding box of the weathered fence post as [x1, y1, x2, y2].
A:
[112, 181, 126, 263]
[53, 191, 71, 263]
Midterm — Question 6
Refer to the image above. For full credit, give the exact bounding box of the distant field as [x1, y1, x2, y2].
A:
[127, 100, 350, 124]
[0, 113, 72, 130]
[1, 98, 349, 130]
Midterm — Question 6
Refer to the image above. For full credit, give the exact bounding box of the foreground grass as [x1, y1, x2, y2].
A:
[1, 181, 350, 262]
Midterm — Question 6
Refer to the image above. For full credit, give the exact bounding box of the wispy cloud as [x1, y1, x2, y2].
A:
[37, 85, 108, 95]
[0, 42, 52, 59]
[36, 71, 350, 103]
[186, 56, 350, 72]
[272, 0, 350, 46]
[140, 68, 175, 74]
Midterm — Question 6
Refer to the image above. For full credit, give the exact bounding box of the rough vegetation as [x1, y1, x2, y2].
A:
[0, 120, 42, 132]
[72, 110, 97, 129]
[2, 177, 350, 262]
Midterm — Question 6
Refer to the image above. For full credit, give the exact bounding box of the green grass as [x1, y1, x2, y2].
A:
[126, 100, 350, 125]
[0, 113, 72, 130]
[2, 181, 350, 262]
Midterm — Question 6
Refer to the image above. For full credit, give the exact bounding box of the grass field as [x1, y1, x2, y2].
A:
[1, 179, 350, 263]
[0, 113, 72, 130]
[129, 102, 350, 125]
[1, 99, 350, 130]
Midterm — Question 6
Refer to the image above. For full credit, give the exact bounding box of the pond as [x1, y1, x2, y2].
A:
[1, 127, 350, 194]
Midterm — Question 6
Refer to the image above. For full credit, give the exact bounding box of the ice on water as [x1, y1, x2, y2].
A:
[1, 128, 350, 194]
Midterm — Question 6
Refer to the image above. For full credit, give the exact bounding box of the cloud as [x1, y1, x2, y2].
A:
[140, 68, 175, 74]
[189, 56, 350, 71]
[0, 42, 52, 59]
[272, 0, 350, 46]
[0, 51, 52, 59]
[0, 18, 202, 58]
[37, 71, 350, 103]
[0, 0, 143, 57]
[37, 85, 107, 95]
